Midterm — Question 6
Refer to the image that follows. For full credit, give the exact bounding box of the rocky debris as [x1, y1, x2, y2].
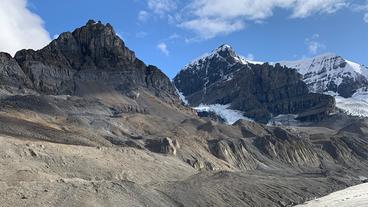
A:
[145, 137, 179, 155]
[174, 45, 335, 123]
[208, 138, 258, 171]
[197, 110, 226, 123]
[253, 127, 321, 167]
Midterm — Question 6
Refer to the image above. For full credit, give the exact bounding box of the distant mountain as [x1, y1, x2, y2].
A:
[279, 54, 368, 98]
[174, 45, 335, 123]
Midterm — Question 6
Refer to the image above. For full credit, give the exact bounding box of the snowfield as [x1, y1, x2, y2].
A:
[296, 183, 368, 207]
[325, 90, 368, 117]
[193, 104, 252, 124]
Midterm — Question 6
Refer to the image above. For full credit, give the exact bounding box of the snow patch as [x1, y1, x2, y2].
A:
[175, 87, 189, 105]
[297, 183, 368, 207]
[193, 104, 252, 125]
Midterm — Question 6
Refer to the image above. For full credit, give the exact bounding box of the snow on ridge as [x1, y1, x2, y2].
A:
[175, 87, 189, 105]
[280, 54, 368, 78]
[278, 54, 368, 94]
[193, 104, 252, 125]
[180, 44, 247, 73]
[346, 60, 368, 78]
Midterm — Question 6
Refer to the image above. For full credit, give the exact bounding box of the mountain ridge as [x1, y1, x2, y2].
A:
[174, 44, 336, 123]
[176, 45, 368, 99]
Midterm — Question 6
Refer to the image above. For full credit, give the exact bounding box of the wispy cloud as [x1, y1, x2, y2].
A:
[157, 42, 169, 55]
[143, 0, 349, 40]
[0, 0, 51, 56]
[364, 13, 368, 23]
[138, 10, 150, 22]
[148, 0, 177, 15]
[179, 18, 245, 40]
[305, 34, 325, 55]
[136, 31, 148, 38]
[245, 53, 255, 61]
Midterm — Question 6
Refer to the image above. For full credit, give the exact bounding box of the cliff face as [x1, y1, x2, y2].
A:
[12, 20, 178, 103]
[0, 52, 31, 89]
[174, 45, 335, 123]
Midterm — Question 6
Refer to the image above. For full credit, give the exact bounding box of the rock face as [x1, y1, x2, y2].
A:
[145, 137, 179, 155]
[13, 20, 178, 103]
[279, 54, 368, 98]
[208, 138, 259, 171]
[253, 127, 321, 167]
[0, 52, 31, 89]
[174, 45, 335, 123]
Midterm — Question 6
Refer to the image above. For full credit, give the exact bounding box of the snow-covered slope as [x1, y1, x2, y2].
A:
[193, 104, 252, 124]
[280, 54, 368, 98]
[326, 89, 368, 117]
[297, 183, 368, 207]
[181, 44, 248, 73]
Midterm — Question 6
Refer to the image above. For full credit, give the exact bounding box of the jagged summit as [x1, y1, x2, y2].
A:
[15, 19, 138, 72]
[181, 44, 248, 73]
[5, 20, 179, 101]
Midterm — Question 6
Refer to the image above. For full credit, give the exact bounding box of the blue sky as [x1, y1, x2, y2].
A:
[1, 0, 367, 78]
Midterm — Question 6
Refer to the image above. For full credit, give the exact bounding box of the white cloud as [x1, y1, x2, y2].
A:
[306, 34, 325, 54]
[291, 0, 348, 18]
[144, 0, 349, 40]
[157, 42, 169, 55]
[148, 0, 176, 15]
[245, 53, 255, 61]
[138, 10, 150, 22]
[0, 0, 51, 56]
[180, 18, 245, 40]
[136, 31, 148, 38]
[364, 13, 368, 23]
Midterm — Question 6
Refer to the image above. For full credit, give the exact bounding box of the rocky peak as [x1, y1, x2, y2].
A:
[174, 44, 249, 96]
[212, 44, 238, 59]
[70, 19, 136, 66]
[9, 20, 179, 103]
[15, 19, 138, 72]
[181, 44, 246, 74]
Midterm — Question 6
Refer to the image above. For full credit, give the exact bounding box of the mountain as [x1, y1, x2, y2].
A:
[279, 54, 368, 98]
[13, 20, 178, 104]
[0, 22, 368, 207]
[174, 45, 335, 123]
